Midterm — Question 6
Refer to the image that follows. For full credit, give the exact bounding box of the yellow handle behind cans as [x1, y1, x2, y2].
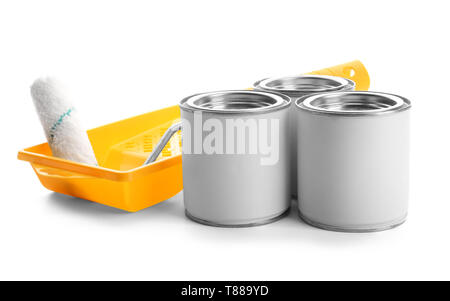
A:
[247, 60, 370, 91]
[305, 60, 370, 91]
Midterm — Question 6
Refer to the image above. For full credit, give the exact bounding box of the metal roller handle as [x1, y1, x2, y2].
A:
[143, 121, 182, 165]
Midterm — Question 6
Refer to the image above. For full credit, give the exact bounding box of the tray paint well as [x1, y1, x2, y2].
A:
[18, 105, 182, 212]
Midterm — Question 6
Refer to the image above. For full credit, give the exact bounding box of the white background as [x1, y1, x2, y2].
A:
[1, 0, 449, 280]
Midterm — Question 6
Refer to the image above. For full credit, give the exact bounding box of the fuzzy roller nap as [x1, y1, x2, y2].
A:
[30, 77, 97, 165]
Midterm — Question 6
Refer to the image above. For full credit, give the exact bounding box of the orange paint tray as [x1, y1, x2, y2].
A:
[18, 105, 183, 212]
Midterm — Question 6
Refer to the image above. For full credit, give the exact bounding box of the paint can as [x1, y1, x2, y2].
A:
[179, 90, 291, 227]
[253, 75, 355, 196]
[295, 91, 411, 232]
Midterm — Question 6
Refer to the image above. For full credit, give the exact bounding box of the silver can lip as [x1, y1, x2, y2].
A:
[254, 75, 355, 96]
[296, 91, 411, 116]
[179, 90, 291, 114]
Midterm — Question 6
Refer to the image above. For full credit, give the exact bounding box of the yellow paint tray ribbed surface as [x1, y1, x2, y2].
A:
[18, 105, 183, 212]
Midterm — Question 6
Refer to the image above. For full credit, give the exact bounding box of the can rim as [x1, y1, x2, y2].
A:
[295, 91, 411, 116]
[180, 90, 291, 114]
[254, 75, 355, 96]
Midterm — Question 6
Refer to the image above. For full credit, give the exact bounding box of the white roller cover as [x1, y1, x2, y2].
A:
[30, 77, 97, 165]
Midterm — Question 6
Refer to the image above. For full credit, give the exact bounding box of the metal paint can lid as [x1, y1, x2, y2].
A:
[254, 75, 355, 97]
[180, 90, 291, 114]
[296, 91, 411, 116]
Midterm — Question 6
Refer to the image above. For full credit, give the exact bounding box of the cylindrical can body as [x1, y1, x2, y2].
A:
[254, 75, 355, 197]
[180, 90, 291, 227]
[296, 91, 411, 232]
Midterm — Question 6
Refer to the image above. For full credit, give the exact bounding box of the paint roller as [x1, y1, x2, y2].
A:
[30, 77, 98, 165]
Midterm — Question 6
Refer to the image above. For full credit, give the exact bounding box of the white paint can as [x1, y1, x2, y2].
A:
[179, 90, 291, 227]
[295, 91, 411, 232]
[253, 75, 355, 196]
